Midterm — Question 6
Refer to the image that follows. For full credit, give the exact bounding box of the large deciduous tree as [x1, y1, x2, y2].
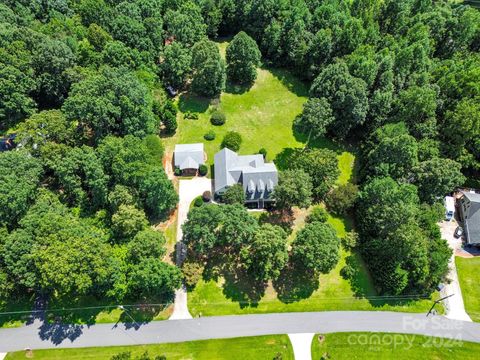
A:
[226, 31, 261, 84]
[292, 222, 340, 273]
[191, 39, 225, 97]
[240, 224, 288, 282]
[273, 169, 313, 210]
[161, 42, 192, 89]
[414, 158, 465, 204]
[310, 62, 369, 139]
[294, 97, 334, 143]
[0, 151, 43, 228]
[63, 67, 157, 141]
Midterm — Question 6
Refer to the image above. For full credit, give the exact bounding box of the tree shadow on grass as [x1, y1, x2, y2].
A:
[202, 250, 267, 308]
[222, 266, 267, 308]
[291, 122, 344, 153]
[178, 93, 210, 113]
[273, 259, 319, 303]
[267, 67, 309, 98]
[258, 210, 295, 235]
[225, 81, 252, 95]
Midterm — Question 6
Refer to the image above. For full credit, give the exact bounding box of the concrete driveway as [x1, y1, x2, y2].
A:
[170, 177, 212, 320]
[438, 220, 472, 322]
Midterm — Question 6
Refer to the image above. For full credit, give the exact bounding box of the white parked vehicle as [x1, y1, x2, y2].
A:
[444, 196, 455, 221]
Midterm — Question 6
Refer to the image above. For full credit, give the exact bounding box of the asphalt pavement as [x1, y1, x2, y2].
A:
[1, 311, 480, 353]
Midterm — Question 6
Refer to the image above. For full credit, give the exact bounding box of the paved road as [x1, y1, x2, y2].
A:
[170, 177, 212, 320]
[1, 312, 480, 353]
[439, 220, 472, 322]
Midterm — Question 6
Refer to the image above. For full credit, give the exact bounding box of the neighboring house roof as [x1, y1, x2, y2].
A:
[462, 192, 480, 245]
[214, 148, 278, 200]
[174, 143, 204, 170]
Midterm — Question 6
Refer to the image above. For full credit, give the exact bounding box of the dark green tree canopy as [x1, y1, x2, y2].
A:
[226, 31, 261, 84]
[63, 67, 157, 142]
[273, 169, 313, 210]
[240, 223, 288, 282]
[292, 222, 340, 273]
[0, 151, 43, 228]
[222, 184, 246, 205]
[191, 39, 226, 97]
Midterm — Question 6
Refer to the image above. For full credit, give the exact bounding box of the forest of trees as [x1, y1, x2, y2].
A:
[1, 0, 479, 307]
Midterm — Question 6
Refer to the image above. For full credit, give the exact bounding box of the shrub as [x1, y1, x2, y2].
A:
[202, 191, 212, 202]
[198, 164, 208, 176]
[174, 167, 182, 176]
[306, 206, 328, 223]
[162, 110, 177, 134]
[184, 111, 199, 120]
[193, 196, 203, 207]
[258, 148, 267, 159]
[182, 261, 204, 289]
[341, 230, 358, 250]
[223, 184, 245, 204]
[325, 183, 358, 215]
[210, 110, 226, 125]
[204, 130, 216, 141]
[221, 131, 242, 151]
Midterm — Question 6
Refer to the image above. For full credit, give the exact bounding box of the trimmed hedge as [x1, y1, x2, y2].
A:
[210, 110, 226, 126]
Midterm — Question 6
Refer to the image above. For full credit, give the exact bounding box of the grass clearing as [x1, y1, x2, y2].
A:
[311, 332, 480, 359]
[6, 335, 293, 360]
[187, 213, 436, 317]
[163, 67, 309, 166]
[456, 256, 480, 322]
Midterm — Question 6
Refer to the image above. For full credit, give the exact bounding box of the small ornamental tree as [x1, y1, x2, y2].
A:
[111, 204, 148, 241]
[292, 222, 340, 273]
[221, 131, 242, 151]
[226, 31, 261, 84]
[325, 183, 359, 215]
[223, 184, 245, 204]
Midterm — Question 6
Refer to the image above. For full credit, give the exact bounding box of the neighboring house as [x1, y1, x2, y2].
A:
[174, 143, 205, 176]
[458, 191, 480, 246]
[214, 148, 278, 208]
[0, 134, 17, 152]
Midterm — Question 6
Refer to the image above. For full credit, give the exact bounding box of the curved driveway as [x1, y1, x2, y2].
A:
[1, 311, 480, 353]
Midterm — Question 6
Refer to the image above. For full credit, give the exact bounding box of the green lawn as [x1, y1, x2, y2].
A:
[163, 67, 309, 166]
[6, 335, 293, 360]
[311, 332, 480, 360]
[187, 215, 436, 317]
[456, 256, 480, 322]
[0, 297, 173, 329]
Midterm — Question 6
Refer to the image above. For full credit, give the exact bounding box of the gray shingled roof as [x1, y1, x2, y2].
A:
[463, 192, 480, 245]
[174, 143, 204, 170]
[214, 148, 278, 199]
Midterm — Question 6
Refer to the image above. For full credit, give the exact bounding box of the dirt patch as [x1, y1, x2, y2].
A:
[163, 151, 175, 180]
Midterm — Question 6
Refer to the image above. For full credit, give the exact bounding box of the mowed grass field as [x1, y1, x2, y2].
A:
[311, 332, 480, 360]
[187, 214, 436, 317]
[456, 256, 480, 322]
[6, 335, 293, 360]
[163, 67, 309, 166]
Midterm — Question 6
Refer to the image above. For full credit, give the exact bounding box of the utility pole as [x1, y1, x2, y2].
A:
[426, 293, 454, 317]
